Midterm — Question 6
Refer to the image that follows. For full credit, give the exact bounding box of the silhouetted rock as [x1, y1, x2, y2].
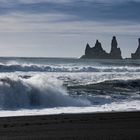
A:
[85, 43, 92, 56]
[81, 40, 109, 59]
[109, 36, 122, 59]
[81, 36, 122, 59]
[131, 38, 140, 59]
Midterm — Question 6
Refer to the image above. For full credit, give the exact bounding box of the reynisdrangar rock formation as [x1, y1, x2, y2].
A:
[82, 40, 109, 59]
[81, 36, 122, 59]
[110, 36, 122, 59]
[131, 38, 140, 59]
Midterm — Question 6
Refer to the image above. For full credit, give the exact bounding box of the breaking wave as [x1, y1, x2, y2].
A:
[0, 75, 91, 110]
[0, 64, 140, 72]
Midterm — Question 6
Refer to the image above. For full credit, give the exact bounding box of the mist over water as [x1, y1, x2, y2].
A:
[0, 57, 140, 116]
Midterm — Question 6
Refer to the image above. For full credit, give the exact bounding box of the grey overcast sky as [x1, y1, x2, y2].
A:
[0, 0, 139, 58]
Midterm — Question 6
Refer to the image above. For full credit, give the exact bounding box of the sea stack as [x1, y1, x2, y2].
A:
[81, 36, 122, 59]
[81, 40, 109, 59]
[109, 36, 122, 59]
[131, 38, 140, 59]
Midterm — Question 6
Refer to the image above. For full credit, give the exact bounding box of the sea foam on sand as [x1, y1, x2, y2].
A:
[0, 100, 139, 117]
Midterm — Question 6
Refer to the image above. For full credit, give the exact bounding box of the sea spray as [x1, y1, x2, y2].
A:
[0, 74, 91, 110]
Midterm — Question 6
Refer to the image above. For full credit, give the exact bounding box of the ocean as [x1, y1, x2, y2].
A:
[0, 57, 140, 117]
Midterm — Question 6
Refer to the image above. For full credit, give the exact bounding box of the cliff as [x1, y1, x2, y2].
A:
[131, 38, 140, 59]
[81, 36, 122, 59]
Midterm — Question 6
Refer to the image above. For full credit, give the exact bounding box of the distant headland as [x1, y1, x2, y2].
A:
[81, 36, 140, 59]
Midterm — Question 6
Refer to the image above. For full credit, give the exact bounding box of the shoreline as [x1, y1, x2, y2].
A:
[0, 111, 140, 139]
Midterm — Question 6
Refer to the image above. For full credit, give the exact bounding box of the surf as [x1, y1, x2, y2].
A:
[0, 74, 91, 110]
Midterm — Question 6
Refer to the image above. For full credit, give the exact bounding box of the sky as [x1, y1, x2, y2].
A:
[0, 0, 139, 58]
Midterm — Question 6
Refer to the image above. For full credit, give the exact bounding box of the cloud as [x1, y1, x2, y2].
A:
[0, 0, 139, 36]
[0, 12, 139, 37]
[1, 0, 140, 5]
[0, 0, 139, 23]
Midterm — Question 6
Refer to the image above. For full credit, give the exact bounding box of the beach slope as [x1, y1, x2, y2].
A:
[0, 111, 140, 140]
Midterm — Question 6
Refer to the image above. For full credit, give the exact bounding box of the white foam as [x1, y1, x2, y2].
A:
[0, 100, 139, 117]
[0, 74, 91, 109]
[0, 62, 140, 72]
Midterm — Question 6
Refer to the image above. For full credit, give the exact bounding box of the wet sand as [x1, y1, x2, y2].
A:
[0, 111, 140, 140]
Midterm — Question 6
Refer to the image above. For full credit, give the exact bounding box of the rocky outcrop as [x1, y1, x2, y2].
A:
[109, 36, 122, 59]
[81, 40, 109, 59]
[131, 38, 140, 59]
[81, 36, 122, 59]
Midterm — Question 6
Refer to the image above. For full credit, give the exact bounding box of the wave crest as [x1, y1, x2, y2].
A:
[0, 75, 91, 110]
[0, 64, 140, 72]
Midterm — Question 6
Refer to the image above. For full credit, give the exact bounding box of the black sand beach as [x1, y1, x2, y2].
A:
[0, 111, 139, 140]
